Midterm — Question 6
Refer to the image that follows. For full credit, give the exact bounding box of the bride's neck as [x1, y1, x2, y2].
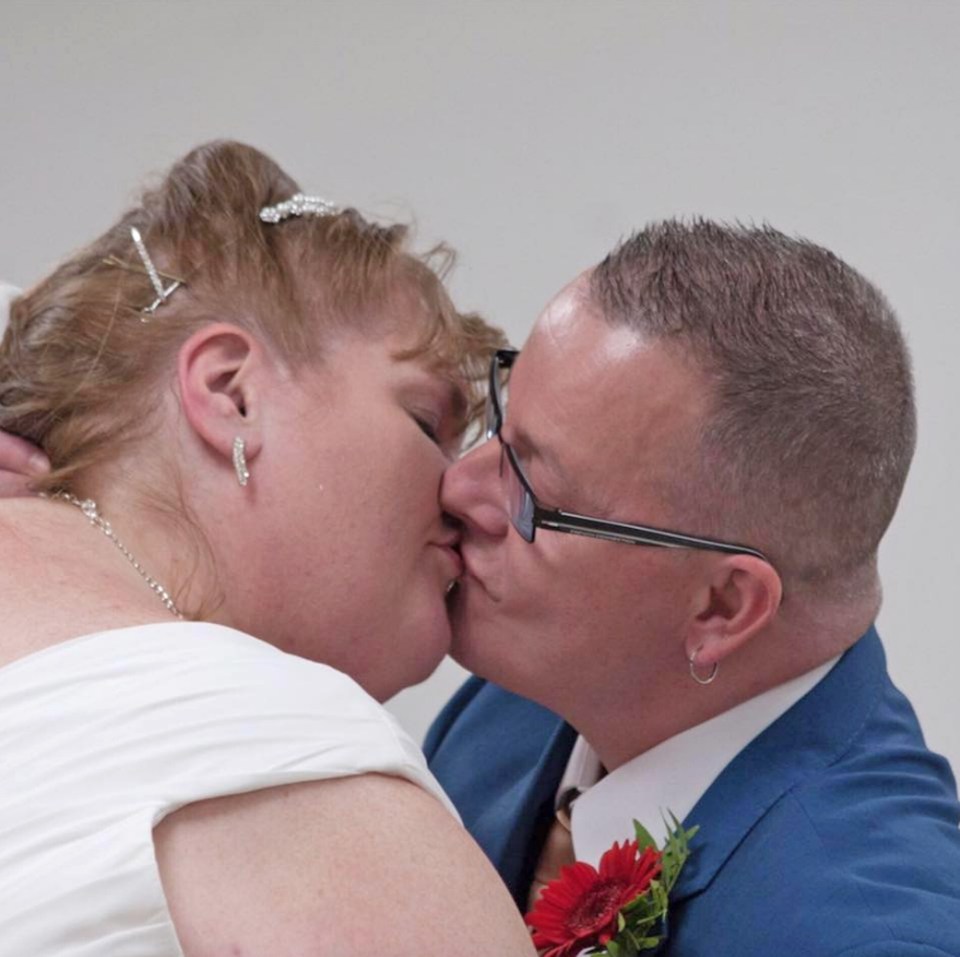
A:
[0, 496, 187, 667]
[71, 458, 228, 625]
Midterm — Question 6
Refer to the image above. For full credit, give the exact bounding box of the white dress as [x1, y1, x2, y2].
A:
[0, 622, 455, 956]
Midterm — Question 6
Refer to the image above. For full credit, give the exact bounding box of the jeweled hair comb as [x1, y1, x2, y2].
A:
[259, 193, 339, 224]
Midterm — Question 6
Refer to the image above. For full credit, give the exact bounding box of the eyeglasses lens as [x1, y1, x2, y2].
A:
[485, 394, 499, 440]
[488, 354, 535, 542]
[499, 444, 534, 542]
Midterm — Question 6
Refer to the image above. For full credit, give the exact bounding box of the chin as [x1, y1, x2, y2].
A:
[448, 592, 509, 684]
[448, 591, 551, 705]
[448, 586, 485, 668]
[375, 605, 452, 701]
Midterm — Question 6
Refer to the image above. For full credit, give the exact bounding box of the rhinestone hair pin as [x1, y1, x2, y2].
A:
[101, 228, 185, 317]
[259, 192, 339, 224]
[129, 226, 183, 316]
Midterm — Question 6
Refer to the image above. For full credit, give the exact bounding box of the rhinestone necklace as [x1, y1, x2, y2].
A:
[50, 492, 184, 619]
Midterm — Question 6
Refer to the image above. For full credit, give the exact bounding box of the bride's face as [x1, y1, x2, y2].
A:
[247, 323, 468, 701]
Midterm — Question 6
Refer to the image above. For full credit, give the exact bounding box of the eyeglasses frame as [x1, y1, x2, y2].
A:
[486, 348, 770, 562]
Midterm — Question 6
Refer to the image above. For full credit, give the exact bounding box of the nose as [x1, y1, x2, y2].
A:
[440, 437, 511, 539]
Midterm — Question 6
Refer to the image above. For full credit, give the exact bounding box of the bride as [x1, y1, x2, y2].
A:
[0, 142, 534, 955]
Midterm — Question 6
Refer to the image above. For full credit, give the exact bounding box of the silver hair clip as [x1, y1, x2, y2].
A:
[259, 193, 338, 224]
[129, 227, 183, 317]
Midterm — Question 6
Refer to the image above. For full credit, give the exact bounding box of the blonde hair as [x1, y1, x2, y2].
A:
[0, 140, 502, 491]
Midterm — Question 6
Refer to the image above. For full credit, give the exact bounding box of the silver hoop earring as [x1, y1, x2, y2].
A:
[688, 648, 719, 685]
[233, 436, 250, 487]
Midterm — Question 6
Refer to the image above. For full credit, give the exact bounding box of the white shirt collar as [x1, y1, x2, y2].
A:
[563, 656, 840, 865]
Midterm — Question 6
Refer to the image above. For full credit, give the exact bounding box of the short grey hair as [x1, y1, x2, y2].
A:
[590, 220, 916, 588]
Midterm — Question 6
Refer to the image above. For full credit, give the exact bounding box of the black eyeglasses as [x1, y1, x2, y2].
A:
[486, 348, 769, 561]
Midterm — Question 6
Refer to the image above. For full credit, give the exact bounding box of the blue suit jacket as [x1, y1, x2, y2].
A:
[425, 629, 960, 955]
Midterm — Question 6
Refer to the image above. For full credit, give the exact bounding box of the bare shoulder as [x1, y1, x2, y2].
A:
[155, 773, 536, 957]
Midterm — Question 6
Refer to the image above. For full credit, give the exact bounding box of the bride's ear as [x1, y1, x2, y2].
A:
[177, 323, 265, 465]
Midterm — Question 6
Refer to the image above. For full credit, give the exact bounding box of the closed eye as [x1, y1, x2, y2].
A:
[412, 413, 441, 444]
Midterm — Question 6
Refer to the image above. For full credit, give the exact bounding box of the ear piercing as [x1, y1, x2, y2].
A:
[233, 436, 250, 487]
[688, 647, 719, 685]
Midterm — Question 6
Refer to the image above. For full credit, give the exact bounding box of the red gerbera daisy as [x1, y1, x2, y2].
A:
[525, 840, 663, 957]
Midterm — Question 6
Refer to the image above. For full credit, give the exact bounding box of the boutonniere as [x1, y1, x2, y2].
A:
[524, 814, 699, 957]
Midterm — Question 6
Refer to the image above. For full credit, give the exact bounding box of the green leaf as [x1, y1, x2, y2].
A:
[621, 891, 655, 915]
[632, 818, 658, 852]
[620, 929, 642, 956]
[650, 880, 668, 913]
[618, 812, 700, 950]
[621, 895, 641, 914]
[656, 811, 698, 894]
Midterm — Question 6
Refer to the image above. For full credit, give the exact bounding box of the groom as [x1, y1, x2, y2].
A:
[427, 221, 960, 955]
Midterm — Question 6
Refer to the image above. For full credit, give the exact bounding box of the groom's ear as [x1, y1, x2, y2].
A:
[684, 555, 783, 670]
[177, 323, 266, 465]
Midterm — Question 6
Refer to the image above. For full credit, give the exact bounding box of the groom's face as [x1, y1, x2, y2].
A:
[441, 276, 713, 712]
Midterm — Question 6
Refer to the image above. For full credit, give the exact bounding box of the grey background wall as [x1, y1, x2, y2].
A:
[3, 1, 958, 769]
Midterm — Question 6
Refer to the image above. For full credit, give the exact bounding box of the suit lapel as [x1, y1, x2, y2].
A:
[426, 679, 577, 907]
[673, 628, 885, 901]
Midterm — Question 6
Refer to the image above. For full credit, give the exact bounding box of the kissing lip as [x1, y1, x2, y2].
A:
[457, 549, 498, 600]
[432, 543, 464, 579]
